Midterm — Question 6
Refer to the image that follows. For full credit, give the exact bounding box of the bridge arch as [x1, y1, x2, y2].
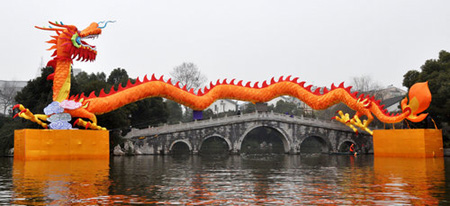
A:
[337, 139, 357, 153]
[237, 124, 291, 153]
[169, 139, 193, 154]
[198, 134, 232, 154]
[298, 133, 332, 153]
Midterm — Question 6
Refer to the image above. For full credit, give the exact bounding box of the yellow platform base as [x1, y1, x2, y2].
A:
[373, 129, 443, 157]
[14, 129, 109, 160]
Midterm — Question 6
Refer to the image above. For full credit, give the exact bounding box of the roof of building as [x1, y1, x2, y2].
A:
[0, 80, 28, 89]
[221, 99, 238, 105]
[380, 96, 404, 108]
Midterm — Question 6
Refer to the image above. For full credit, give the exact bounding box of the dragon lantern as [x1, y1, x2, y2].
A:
[14, 21, 432, 135]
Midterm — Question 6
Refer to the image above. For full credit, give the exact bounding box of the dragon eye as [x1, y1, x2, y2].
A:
[76, 37, 81, 45]
[71, 33, 81, 48]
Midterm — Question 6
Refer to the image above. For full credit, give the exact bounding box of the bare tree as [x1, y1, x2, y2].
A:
[350, 75, 385, 100]
[0, 81, 20, 115]
[169, 62, 208, 121]
[170, 62, 207, 91]
[351, 75, 381, 92]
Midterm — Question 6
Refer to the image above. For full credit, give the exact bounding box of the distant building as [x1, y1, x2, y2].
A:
[380, 96, 404, 113]
[376, 85, 407, 100]
[362, 85, 406, 101]
[207, 99, 239, 114]
[0, 80, 28, 89]
[366, 85, 407, 113]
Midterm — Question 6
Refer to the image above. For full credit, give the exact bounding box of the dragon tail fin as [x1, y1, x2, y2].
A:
[401, 81, 432, 122]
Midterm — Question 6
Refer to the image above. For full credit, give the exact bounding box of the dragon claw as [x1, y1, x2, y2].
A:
[12, 105, 49, 129]
[333, 111, 373, 135]
[12, 104, 21, 110]
[74, 118, 106, 130]
[73, 119, 80, 127]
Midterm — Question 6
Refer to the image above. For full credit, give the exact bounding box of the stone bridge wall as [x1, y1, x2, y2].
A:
[125, 112, 373, 155]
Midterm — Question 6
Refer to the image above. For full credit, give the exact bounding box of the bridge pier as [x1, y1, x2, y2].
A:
[230, 148, 239, 155]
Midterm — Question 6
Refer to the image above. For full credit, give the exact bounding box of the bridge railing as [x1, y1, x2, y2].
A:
[124, 111, 351, 139]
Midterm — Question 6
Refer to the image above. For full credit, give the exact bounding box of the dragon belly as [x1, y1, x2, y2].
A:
[53, 60, 72, 102]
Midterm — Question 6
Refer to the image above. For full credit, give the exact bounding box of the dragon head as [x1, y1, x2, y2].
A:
[36, 21, 114, 62]
[401, 81, 432, 122]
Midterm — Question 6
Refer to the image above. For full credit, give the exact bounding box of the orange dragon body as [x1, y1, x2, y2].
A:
[14, 21, 432, 135]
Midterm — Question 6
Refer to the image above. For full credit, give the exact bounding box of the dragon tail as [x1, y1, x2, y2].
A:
[401, 82, 432, 122]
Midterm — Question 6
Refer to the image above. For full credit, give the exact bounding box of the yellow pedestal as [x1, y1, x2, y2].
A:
[373, 129, 443, 157]
[14, 129, 109, 160]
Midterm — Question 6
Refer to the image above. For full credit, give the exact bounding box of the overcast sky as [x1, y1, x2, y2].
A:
[1, 0, 449, 90]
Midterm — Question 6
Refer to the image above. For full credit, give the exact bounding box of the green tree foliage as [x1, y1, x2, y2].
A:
[166, 100, 183, 124]
[0, 114, 24, 155]
[242, 102, 256, 114]
[73, 71, 109, 96]
[402, 70, 420, 89]
[273, 100, 303, 116]
[131, 98, 168, 129]
[202, 108, 215, 120]
[107, 68, 129, 90]
[15, 67, 54, 118]
[402, 50, 450, 146]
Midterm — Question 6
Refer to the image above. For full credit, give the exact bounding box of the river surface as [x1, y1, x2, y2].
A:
[1, 154, 449, 205]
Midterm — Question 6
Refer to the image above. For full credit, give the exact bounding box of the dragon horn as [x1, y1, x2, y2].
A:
[97, 20, 116, 29]
[36, 21, 77, 31]
[48, 21, 72, 29]
[35, 25, 64, 32]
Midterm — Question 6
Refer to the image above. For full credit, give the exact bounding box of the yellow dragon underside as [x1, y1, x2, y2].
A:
[14, 21, 432, 135]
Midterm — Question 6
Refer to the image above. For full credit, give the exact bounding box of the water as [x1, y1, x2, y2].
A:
[1, 155, 449, 205]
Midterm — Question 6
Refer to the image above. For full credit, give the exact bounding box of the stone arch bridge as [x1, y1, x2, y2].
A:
[125, 112, 373, 155]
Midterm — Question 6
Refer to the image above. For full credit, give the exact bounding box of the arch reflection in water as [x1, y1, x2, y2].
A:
[12, 159, 109, 205]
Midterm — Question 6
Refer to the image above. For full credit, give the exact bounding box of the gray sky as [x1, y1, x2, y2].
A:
[1, 0, 449, 90]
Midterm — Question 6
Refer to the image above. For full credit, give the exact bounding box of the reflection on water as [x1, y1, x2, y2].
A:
[1, 155, 449, 205]
[12, 159, 110, 205]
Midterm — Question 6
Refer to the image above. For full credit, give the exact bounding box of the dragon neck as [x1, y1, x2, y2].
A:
[53, 59, 72, 102]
